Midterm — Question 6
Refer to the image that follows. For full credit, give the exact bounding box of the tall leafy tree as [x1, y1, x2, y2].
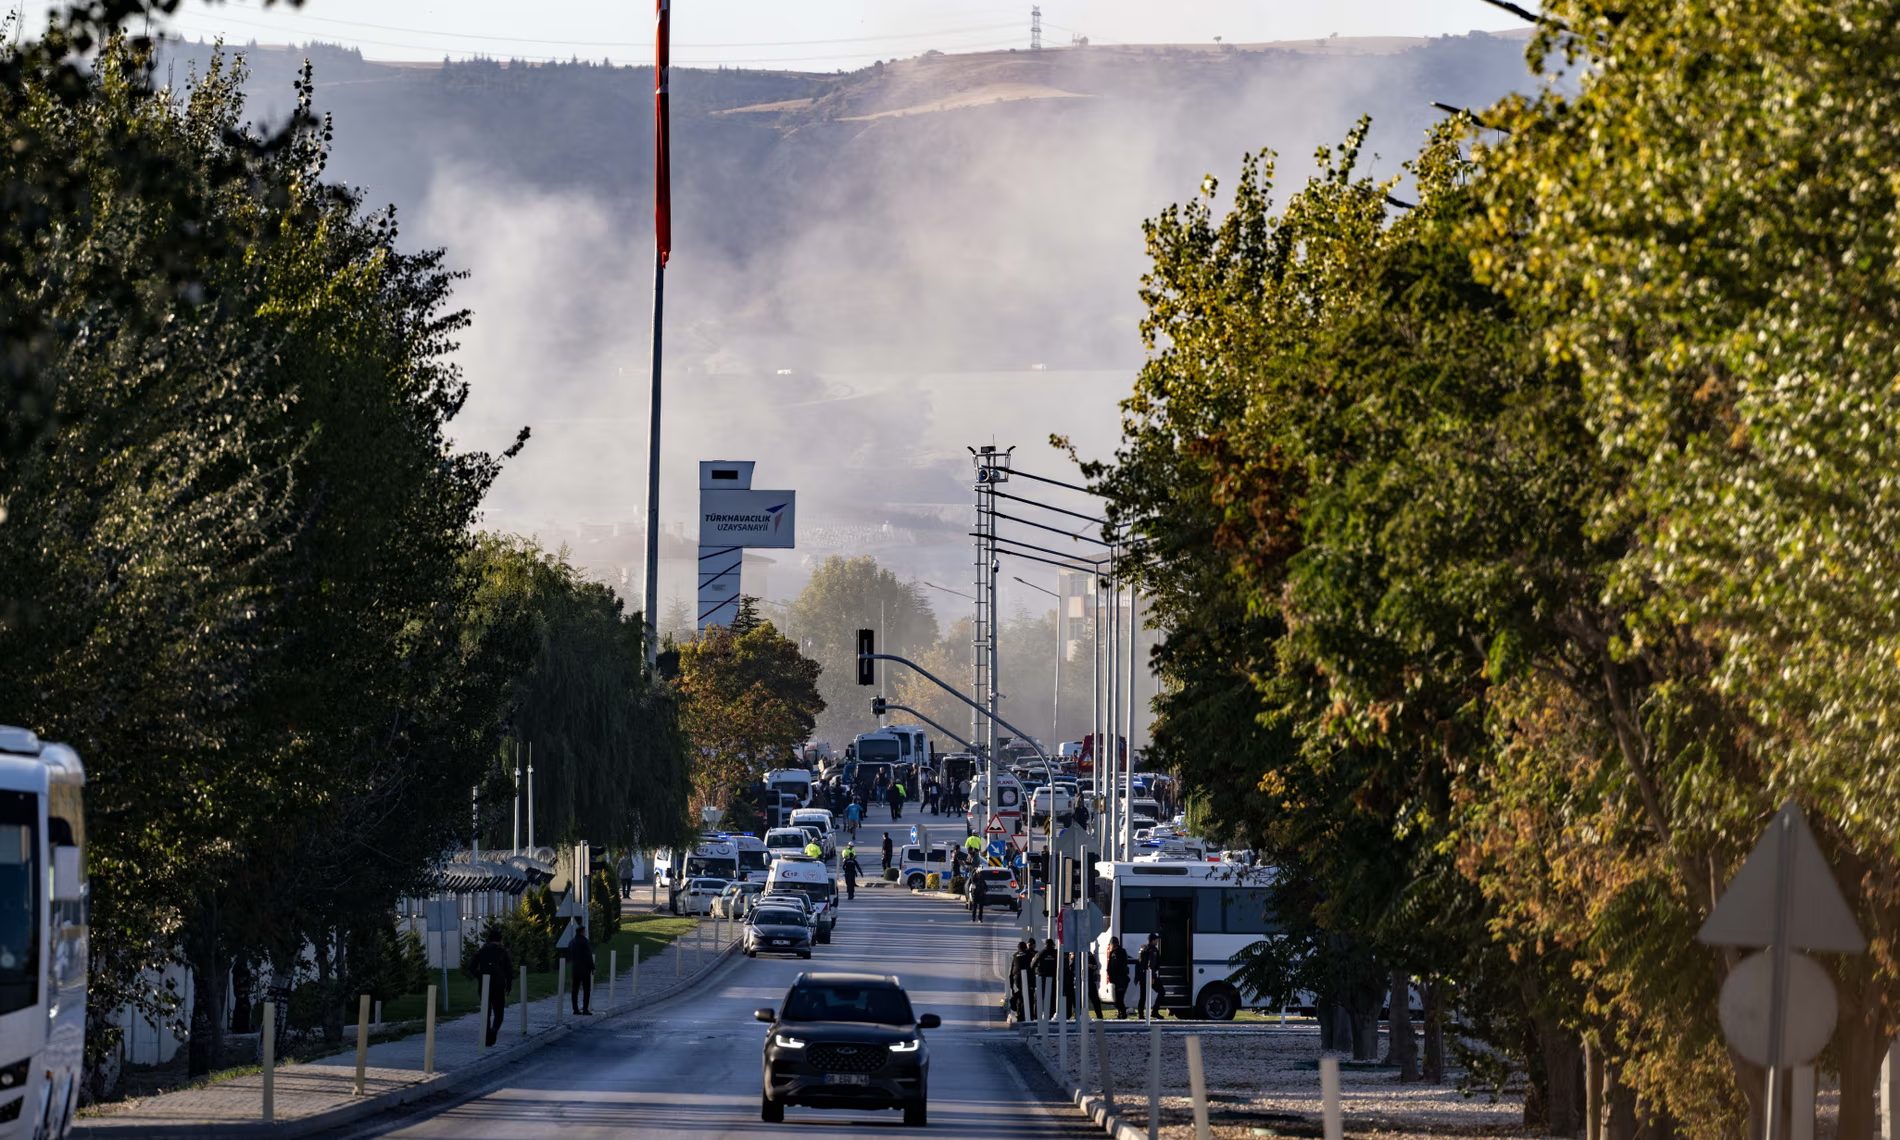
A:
[676, 615, 824, 818]
[787, 556, 937, 746]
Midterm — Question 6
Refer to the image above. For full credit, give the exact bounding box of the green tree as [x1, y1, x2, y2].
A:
[787, 556, 937, 745]
[676, 617, 824, 818]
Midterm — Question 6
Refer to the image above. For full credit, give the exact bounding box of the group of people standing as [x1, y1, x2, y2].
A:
[471, 918, 599, 1047]
[1007, 932, 1163, 1021]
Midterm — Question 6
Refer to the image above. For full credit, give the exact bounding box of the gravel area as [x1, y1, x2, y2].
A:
[1030, 1022, 1536, 1139]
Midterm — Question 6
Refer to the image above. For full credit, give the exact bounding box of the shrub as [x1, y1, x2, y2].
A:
[882, 867, 898, 882]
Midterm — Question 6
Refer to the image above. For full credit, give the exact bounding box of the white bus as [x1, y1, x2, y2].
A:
[654, 836, 740, 889]
[1091, 860, 1275, 1021]
[0, 727, 87, 1139]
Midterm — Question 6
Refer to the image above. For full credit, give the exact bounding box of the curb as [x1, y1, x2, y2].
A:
[1017, 1024, 1147, 1140]
[75, 939, 745, 1139]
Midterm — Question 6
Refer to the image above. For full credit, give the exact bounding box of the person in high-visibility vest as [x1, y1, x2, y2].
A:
[804, 840, 823, 859]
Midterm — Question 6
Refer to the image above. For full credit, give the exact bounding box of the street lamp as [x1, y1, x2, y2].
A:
[1013, 576, 1062, 754]
[921, 581, 976, 603]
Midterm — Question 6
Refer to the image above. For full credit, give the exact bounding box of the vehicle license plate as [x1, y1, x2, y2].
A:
[825, 1073, 870, 1086]
[771, 939, 788, 945]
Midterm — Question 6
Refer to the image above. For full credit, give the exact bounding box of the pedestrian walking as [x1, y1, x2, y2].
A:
[1062, 951, 1079, 1017]
[881, 832, 894, 872]
[1085, 948, 1106, 1019]
[969, 878, 987, 922]
[958, 778, 973, 814]
[1106, 936, 1131, 1018]
[844, 799, 862, 837]
[568, 920, 595, 1015]
[889, 780, 906, 821]
[873, 771, 889, 804]
[618, 853, 635, 900]
[1135, 932, 1161, 1016]
[842, 850, 861, 900]
[473, 927, 513, 1046]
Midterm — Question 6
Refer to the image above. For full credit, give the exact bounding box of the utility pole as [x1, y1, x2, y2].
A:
[643, 0, 673, 668]
[973, 446, 1013, 838]
[1031, 5, 1042, 51]
[526, 742, 536, 853]
[1122, 582, 1137, 860]
[512, 740, 521, 854]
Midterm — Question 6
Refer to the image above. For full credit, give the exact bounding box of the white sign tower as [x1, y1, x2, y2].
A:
[697, 461, 797, 631]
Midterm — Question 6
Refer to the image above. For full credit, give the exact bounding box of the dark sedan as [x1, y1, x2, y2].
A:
[756, 972, 940, 1126]
[744, 907, 814, 959]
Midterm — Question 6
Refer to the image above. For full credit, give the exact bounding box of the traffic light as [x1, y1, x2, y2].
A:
[856, 628, 875, 685]
[871, 696, 888, 716]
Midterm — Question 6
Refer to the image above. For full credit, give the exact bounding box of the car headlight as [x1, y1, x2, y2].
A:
[891, 1038, 921, 1053]
[775, 1034, 807, 1049]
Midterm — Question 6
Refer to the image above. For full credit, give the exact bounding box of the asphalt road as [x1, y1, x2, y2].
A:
[348, 826, 1094, 1139]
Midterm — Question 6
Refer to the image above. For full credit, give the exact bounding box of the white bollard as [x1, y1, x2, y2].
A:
[1186, 1035, 1211, 1140]
[1792, 1065, 1815, 1140]
[1058, 985, 1069, 1075]
[423, 986, 438, 1075]
[260, 1002, 275, 1122]
[477, 974, 491, 1049]
[610, 950, 619, 1010]
[1148, 1019, 1162, 1140]
[519, 965, 529, 1037]
[557, 960, 567, 1021]
[1093, 1013, 1115, 1109]
[353, 993, 371, 1095]
[373, 1000, 383, 1029]
[1078, 978, 1091, 1091]
[1320, 1055, 1344, 1140]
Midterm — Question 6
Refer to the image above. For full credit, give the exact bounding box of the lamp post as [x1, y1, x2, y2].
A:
[1013, 576, 1061, 754]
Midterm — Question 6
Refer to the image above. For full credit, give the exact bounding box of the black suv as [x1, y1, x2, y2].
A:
[756, 972, 939, 1126]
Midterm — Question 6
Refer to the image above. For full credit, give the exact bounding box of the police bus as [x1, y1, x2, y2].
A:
[0, 727, 87, 1139]
[1090, 859, 1276, 1021]
[654, 836, 740, 890]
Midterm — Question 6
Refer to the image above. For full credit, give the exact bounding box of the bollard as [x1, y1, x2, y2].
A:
[1092, 1013, 1115, 1110]
[1320, 1055, 1344, 1140]
[424, 985, 438, 1075]
[633, 946, 641, 995]
[260, 1001, 276, 1122]
[1078, 982, 1090, 1092]
[1791, 1065, 1815, 1140]
[519, 966, 529, 1037]
[1147, 1019, 1161, 1140]
[353, 993, 371, 1095]
[1185, 1035, 1211, 1140]
[374, 1000, 383, 1029]
[676, 931, 683, 978]
[477, 974, 491, 1049]
[557, 960, 567, 1022]
[1884, 1039, 1898, 1140]
[1057, 986, 1069, 1075]
[610, 950, 619, 1010]
[1026, 971, 1044, 1048]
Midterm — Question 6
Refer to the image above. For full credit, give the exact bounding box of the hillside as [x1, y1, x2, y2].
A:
[159, 34, 1539, 596]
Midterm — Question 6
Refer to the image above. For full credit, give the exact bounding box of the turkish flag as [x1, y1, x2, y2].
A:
[655, 0, 671, 265]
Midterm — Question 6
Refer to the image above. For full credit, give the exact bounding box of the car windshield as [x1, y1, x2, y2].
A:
[780, 984, 915, 1026]
[754, 909, 804, 926]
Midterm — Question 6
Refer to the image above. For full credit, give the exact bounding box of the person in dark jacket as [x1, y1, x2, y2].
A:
[881, 832, 895, 872]
[1135, 933, 1161, 1017]
[473, 928, 513, 1046]
[1084, 948, 1106, 1018]
[1062, 951, 1079, 1017]
[968, 875, 987, 922]
[568, 921, 595, 1015]
[1010, 941, 1036, 1020]
[1106, 936, 1132, 1018]
[842, 850, 862, 900]
[889, 780, 907, 821]
[1034, 938, 1060, 1020]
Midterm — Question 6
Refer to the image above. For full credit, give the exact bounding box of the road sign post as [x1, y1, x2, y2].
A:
[1697, 802, 1866, 1140]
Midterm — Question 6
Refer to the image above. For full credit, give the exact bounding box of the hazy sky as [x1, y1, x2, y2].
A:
[102, 0, 1528, 70]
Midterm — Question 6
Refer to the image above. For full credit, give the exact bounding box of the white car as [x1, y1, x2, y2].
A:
[1030, 784, 1075, 822]
[789, 808, 835, 855]
[673, 876, 732, 915]
[713, 880, 764, 918]
[765, 826, 812, 860]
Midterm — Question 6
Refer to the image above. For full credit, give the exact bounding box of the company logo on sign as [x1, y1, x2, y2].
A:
[705, 505, 788, 535]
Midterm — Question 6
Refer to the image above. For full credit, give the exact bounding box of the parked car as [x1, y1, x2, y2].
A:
[766, 826, 813, 860]
[757, 972, 939, 1126]
[897, 843, 957, 890]
[964, 867, 1023, 914]
[673, 876, 733, 915]
[714, 880, 765, 918]
[744, 905, 814, 959]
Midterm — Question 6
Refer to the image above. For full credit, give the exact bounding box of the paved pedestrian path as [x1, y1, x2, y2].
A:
[76, 916, 743, 1138]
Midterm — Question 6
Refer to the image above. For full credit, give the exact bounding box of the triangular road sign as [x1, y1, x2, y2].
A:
[1697, 802, 1865, 953]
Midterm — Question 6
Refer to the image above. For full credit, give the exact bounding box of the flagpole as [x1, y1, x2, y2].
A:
[643, 0, 671, 669]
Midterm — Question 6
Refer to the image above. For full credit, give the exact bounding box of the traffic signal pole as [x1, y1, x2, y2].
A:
[856, 649, 1051, 767]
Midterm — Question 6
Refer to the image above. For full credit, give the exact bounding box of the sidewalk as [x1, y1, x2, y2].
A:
[76, 917, 744, 1139]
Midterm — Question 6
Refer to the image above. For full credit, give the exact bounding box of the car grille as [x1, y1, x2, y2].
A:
[809, 1043, 889, 1074]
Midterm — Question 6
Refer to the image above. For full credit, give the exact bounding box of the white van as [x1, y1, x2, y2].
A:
[897, 843, 958, 889]
[764, 767, 814, 808]
[789, 808, 834, 855]
[764, 855, 839, 940]
[1030, 784, 1075, 823]
[765, 827, 812, 860]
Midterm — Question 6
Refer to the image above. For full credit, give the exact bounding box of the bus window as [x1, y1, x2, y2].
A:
[1120, 896, 1158, 933]
[1195, 890, 1223, 932]
[1223, 888, 1277, 934]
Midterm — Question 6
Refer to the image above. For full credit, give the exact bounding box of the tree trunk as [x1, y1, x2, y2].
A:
[1319, 996, 1343, 1051]
[1606, 1068, 1640, 1140]
[1349, 973, 1384, 1062]
[1422, 979, 1446, 1084]
[229, 960, 253, 1034]
[1585, 1039, 1604, 1140]
[1387, 970, 1419, 1081]
[1833, 971, 1885, 1140]
[1531, 1019, 1584, 1136]
[185, 951, 229, 1078]
[316, 934, 344, 1047]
